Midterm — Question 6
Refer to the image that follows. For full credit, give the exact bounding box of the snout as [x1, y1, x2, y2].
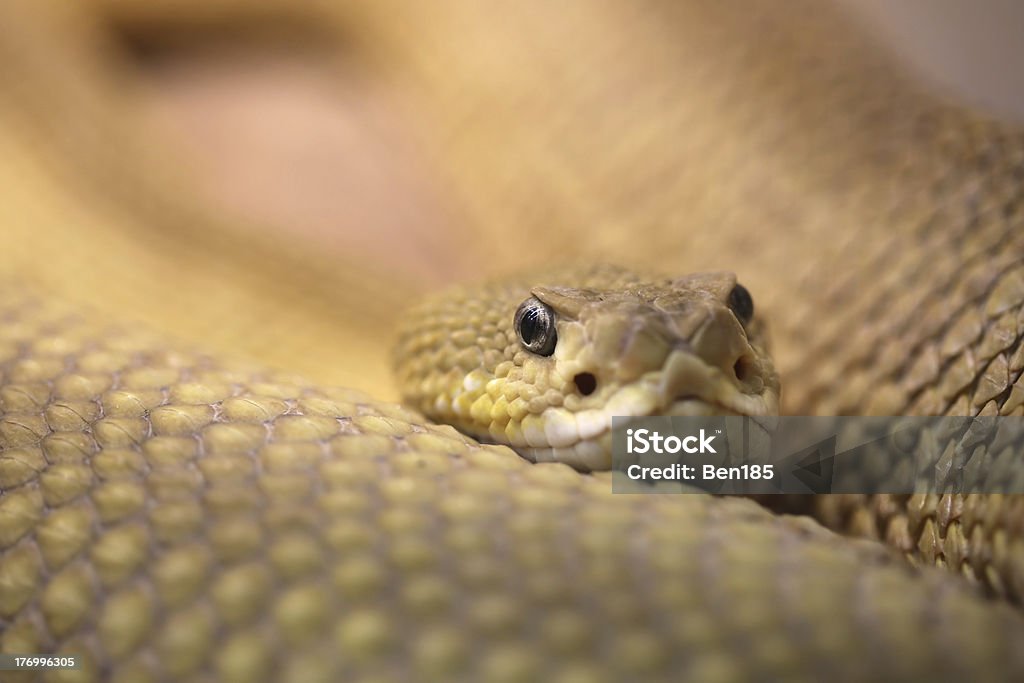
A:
[659, 306, 777, 415]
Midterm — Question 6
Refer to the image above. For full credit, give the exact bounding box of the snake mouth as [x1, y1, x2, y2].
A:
[519, 336, 780, 470]
[517, 388, 773, 471]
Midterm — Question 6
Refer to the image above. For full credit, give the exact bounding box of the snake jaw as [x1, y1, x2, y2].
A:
[516, 345, 779, 471]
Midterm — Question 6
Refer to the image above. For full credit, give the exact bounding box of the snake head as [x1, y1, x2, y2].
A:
[395, 265, 779, 471]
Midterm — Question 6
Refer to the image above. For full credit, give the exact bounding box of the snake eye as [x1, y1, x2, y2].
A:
[727, 284, 754, 326]
[514, 297, 557, 356]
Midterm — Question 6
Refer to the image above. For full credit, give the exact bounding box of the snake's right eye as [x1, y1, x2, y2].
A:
[514, 297, 557, 356]
[727, 284, 754, 326]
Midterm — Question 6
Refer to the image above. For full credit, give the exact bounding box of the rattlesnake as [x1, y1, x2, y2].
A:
[2, 1, 1024, 681]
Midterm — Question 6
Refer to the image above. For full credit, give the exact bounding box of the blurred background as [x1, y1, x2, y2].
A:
[842, 0, 1024, 121]
[0, 0, 1020, 400]
[101, 0, 1024, 289]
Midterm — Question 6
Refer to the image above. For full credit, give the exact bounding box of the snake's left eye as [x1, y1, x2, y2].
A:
[514, 297, 557, 356]
[728, 284, 754, 326]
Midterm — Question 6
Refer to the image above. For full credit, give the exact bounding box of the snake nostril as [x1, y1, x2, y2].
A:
[733, 356, 754, 383]
[574, 372, 597, 396]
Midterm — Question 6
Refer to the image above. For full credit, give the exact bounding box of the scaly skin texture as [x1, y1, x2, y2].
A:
[1, 0, 1024, 681]
[3, 291, 1024, 682]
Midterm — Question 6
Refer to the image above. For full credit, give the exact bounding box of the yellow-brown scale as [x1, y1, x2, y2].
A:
[4, 292, 1024, 682]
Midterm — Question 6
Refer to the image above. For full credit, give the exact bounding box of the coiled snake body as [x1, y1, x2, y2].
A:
[3, 1, 1024, 681]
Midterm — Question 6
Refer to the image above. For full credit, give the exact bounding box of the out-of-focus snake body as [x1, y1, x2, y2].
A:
[3, 1, 1024, 681]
